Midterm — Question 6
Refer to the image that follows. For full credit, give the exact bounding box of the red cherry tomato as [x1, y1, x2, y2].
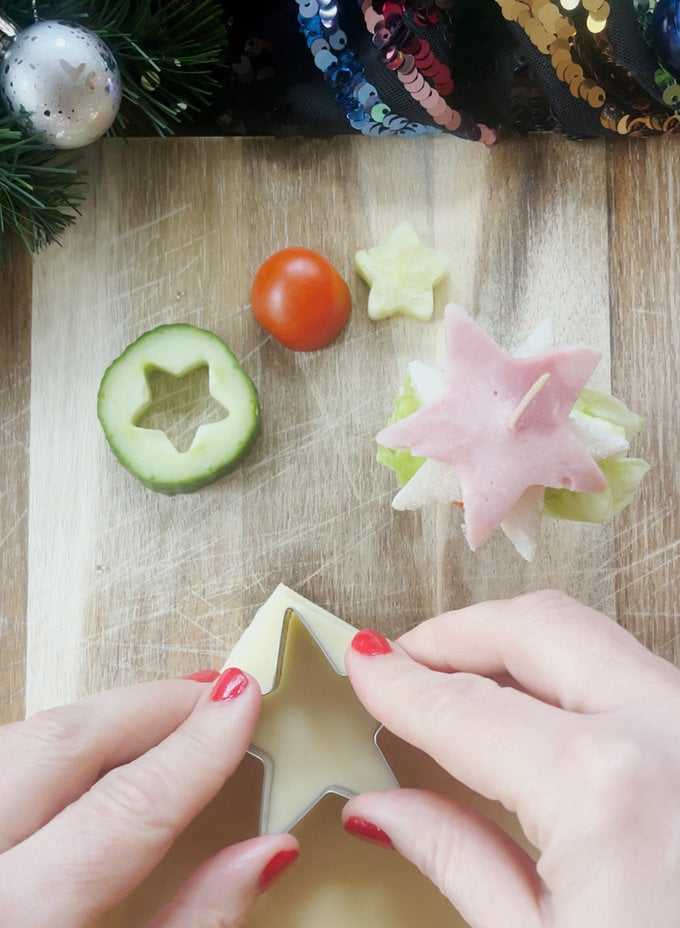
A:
[251, 247, 351, 351]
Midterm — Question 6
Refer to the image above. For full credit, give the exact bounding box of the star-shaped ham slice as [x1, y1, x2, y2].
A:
[377, 305, 607, 550]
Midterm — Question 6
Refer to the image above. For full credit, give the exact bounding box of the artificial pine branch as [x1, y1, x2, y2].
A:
[0, 0, 228, 251]
[0, 118, 84, 251]
[34, 0, 228, 134]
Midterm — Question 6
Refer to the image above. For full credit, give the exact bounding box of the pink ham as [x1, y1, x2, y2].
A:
[377, 305, 606, 550]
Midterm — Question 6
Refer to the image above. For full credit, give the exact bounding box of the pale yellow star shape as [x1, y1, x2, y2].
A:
[355, 222, 450, 322]
[226, 586, 398, 835]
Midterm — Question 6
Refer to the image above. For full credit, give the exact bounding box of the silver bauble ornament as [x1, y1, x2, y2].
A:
[0, 20, 122, 149]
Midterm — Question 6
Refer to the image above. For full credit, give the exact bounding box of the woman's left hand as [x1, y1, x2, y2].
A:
[0, 669, 299, 927]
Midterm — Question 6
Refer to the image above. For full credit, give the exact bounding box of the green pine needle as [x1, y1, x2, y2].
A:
[0, 0, 228, 250]
[0, 119, 84, 251]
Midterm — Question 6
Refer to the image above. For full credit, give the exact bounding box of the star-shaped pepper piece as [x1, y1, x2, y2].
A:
[354, 222, 449, 322]
[377, 305, 607, 550]
[227, 586, 397, 835]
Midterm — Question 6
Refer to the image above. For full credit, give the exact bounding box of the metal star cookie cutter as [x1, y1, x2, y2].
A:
[225, 584, 398, 835]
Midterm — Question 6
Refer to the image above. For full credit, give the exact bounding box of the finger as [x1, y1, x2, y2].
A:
[1, 668, 261, 928]
[397, 590, 680, 712]
[342, 790, 542, 928]
[0, 678, 212, 852]
[148, 836, 299, 928]
[346, 631, 571, 816]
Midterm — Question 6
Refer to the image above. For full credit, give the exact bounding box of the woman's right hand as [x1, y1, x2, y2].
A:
[344, 590, 680, 928]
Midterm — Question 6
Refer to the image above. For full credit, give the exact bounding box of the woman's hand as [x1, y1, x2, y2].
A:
[0, 668, 298, 927]
[344, 590, 680, 928]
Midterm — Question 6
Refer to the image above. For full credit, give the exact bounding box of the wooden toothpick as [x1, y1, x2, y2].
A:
[507, 372, 551, 431]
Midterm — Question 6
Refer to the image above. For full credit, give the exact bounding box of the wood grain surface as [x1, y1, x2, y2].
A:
[0, 132, 679, 923]
[2, 133, 679, 718]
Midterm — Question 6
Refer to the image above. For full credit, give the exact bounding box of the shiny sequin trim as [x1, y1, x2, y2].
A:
[295, 0, 441, 136]
[496, 0, 680, 135]
[360, 0, 496, 143]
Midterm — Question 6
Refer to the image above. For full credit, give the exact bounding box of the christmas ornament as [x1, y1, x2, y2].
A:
[0, 17, 121, 149]
[651, 0, 680, 80]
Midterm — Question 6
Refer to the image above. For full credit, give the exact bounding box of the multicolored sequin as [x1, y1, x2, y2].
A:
[295, 0, 441, 136]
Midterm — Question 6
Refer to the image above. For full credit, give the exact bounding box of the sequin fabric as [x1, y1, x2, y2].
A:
[215, 0, 680, 139]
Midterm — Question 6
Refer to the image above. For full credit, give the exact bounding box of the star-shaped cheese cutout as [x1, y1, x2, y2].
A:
[354, 222, 449, 322]
[377, 305, 607, 550]
[225, 586, 397, 835]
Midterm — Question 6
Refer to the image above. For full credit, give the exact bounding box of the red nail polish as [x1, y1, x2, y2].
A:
[183, 669, 220, 683]
[344, 816, 393, 849]
[258, 848, 299, 893]
[351, 629, 392, 656]
[210, 667, 249, 702]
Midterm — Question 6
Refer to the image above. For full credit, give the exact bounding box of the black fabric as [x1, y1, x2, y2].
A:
[215, 0, 679, 140]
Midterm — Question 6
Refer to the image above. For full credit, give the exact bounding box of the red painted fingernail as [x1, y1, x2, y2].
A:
[258, 848, 300, 893]
[351, 629, 392, 656]
[210, 667, 249, 702]
[183, 669, 220, 683]
[344, 816, 393, 849]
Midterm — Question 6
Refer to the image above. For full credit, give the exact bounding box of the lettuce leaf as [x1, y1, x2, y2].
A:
[376, 376, 425, 486]
[573, 388, 643, 441]
[544, 455, 650, 523]
[378, 374, 649, 522]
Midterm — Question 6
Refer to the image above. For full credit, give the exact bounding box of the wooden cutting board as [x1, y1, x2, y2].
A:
[1, 131, 680, 925]
[16, 132, 678, 715]
[2, 132, 678, 713]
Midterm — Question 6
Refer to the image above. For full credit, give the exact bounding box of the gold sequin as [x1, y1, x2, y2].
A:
[589, 1, 610, 20]
[497, 0, 605, 110]
[537, 3, 561, 30]
[555, 19, 577, 40]
[569, 76, 585, 97]
[550, 37, 572, 53]
[555, 0, 611, 33]
[586, 83, 607, 107]
[586, 14, 607, 33]
[563, 62, 583, 82]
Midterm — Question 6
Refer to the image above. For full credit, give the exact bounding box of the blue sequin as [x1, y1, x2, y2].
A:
[651, 0, 680, 79]
[347, 103, 366, 121]
[383, 114, 409, 130]
[294, 0, 440, 136]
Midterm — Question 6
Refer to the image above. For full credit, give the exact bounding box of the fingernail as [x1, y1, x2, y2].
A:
[258, 848, 299, 893]
[351, 629, 392, 656]
[344, 816, 393, 849]
[183, 669, 220, 683]
[210, 667, 249, 702]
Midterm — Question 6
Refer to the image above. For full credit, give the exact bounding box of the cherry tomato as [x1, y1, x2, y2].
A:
[251, 247, 351, 351]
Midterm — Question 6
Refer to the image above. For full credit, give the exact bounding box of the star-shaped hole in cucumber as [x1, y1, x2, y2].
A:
[135, 364, 229, 453]
[98, 324, 260, 494]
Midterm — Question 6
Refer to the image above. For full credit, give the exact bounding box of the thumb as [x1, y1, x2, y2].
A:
[342, 789, 542, 928]
[146, 835, 299, 928]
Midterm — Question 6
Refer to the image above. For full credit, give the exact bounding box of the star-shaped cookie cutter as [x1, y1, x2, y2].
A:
[225, 584, 398, 835]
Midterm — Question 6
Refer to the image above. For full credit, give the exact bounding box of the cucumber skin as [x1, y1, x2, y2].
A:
[99, 400, 261, 496]
[97, 325, 261, 495]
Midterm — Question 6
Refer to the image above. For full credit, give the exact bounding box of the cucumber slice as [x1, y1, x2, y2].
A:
[97, 324, 260, 495]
